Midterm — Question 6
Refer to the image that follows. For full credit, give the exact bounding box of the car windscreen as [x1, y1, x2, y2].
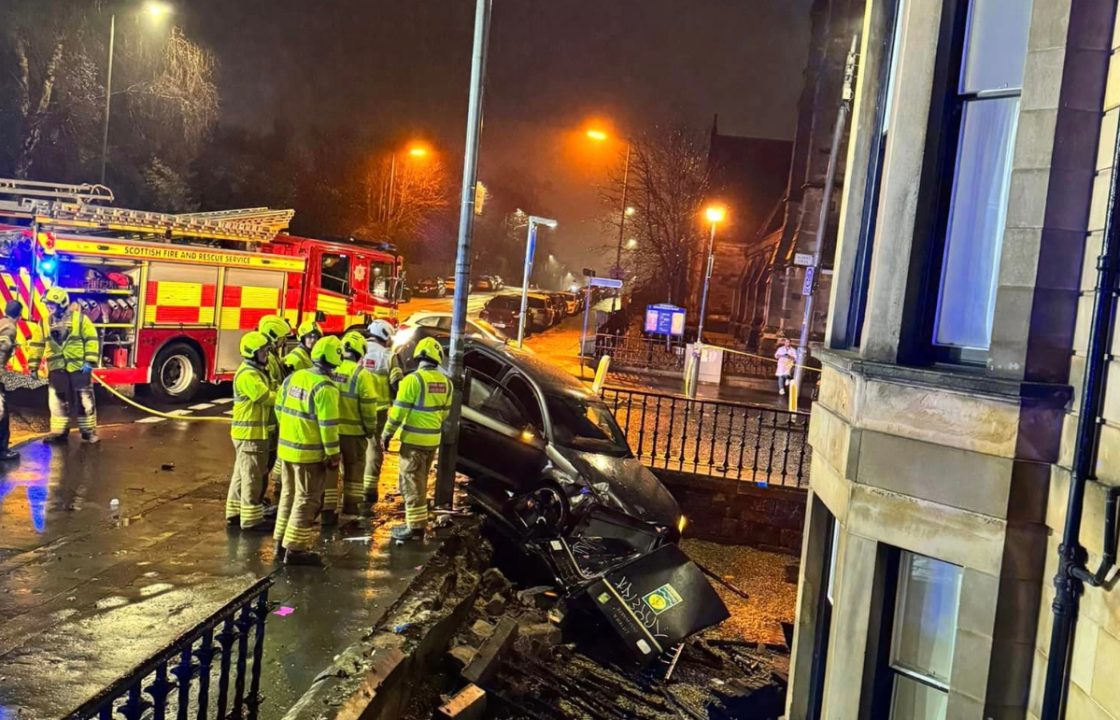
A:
[488, 296, 520, 310]
[545, 392, 631, 457]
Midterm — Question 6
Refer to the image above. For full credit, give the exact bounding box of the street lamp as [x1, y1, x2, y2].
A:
[586, 126, 632, 310]
[686, 204, 727, 398]
[517, 215, 558, 344]
[100, 2, 174, 185]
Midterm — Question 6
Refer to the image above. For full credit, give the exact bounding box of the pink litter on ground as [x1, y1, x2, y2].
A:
[273, 606, 295, 617]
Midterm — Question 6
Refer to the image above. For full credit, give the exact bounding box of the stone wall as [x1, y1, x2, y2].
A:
[654, 469, 806, 555]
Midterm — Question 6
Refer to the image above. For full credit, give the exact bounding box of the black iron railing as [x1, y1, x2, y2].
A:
[69, 577, 273, 720]
[600, 387, 810, 487]
[592, 333, 687, 371]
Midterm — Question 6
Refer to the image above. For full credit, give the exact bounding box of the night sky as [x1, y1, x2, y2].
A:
[183, 0, 813, 265]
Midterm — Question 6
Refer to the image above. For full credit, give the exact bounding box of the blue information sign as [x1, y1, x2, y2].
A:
[645, 304, 686, 336]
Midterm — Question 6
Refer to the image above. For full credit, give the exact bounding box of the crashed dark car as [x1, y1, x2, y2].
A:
[401, 335, 729, 666]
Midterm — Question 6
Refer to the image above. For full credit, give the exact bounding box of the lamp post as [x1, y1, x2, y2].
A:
[100, 1, 173, 185]
[686, 204, 726, 398]
[517, 215, 558, 345]
[586, 128, 631, 311]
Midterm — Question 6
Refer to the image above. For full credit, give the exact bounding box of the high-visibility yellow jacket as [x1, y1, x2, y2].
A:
[283, 345, 312, 374]
[231, 360, 274, 441]
[331, 359, 379, 437]
[383, 364, 451, 448]
[28, 308, 99, 373]
[266, 349, 284, 386]
[275, 367, 340, 463]
[361, 342, 400, 412]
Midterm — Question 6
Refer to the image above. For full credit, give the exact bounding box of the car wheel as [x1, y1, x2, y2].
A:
[149, 341, 203, 403]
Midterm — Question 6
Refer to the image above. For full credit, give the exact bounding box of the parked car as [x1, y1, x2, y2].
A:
[545, 293, 568, 322]
[525, 293, 556, 330]
[475, 275, 503, 292]
[556, 291, 580, 315]
[491, 275, 505, 290]
[444, 277, 457, 293]
[399, 311, 511, 344]
[480, 294, 527, 335]
[415, 277, 446, 298]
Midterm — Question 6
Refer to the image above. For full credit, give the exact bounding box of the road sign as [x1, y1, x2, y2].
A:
[802, 266, 815, 295]
[644, 304, 685, 336]
[794, 253, 814, 266]
[589, 277, 623, 289]
[582, 267, 597, 277]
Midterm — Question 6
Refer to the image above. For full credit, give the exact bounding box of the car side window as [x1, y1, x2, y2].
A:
[466, 371, 527, 428]
[416, 316, 438, 328]
[504, 374, 543, 431]
[464, 349, 508, 380]
[436, 316, 452, 331]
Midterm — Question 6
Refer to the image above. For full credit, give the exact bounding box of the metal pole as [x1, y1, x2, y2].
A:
[434, 0, 492, 509]
[99, 13, 116, 186]
[612, 142, 631, 312]
[384, 153, 396, 225]
[790, 35, 858, 409]
[580, 280, 592, 379]
[686, 221, 717, 398]
[517, 221, 537, 345]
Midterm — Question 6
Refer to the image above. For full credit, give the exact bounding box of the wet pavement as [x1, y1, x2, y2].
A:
[0, 402, 438, 719]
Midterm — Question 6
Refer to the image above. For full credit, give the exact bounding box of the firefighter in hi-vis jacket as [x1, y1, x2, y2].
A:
[29, 287, 100, 444]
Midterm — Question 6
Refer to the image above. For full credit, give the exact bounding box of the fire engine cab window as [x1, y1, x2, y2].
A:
[320, 253, 350, 295]
[369, 261, 394, 299]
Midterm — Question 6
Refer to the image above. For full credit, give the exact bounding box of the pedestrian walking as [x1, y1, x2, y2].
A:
[0, 300, 24, 461]
[283, 319, 321, 374]
[273, 335, 342, 566]
[29, 288, 100, 444]
[774, 337, 796, 396]
[382, 336, 451, 543]
[334, 331, 379, 516]
[361, 319, 401, 506]
[225, 331, 275, 532]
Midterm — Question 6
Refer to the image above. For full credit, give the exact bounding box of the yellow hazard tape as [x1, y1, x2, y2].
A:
[91, 372, 232, 423]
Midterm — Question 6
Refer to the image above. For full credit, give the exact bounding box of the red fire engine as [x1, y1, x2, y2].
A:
[0, 179, 405, 402]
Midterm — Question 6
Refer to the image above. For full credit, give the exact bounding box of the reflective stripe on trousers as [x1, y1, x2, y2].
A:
[48, 369, 96, 434]
[225, 439, 268, 528]
[274, 460, 325, 552]
[363, 410, 388, 491]
[398, 444, 435, 530]
[339, 434, 368, 507]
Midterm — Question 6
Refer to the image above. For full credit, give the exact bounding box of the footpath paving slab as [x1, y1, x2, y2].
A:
[0, 419, 439, 719]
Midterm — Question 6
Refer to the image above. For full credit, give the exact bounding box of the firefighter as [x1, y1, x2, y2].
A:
[273, 335, 342, 566]
[362, 319, 401, 505]
[381, 336, 450, 542]
[334, 331, 379, 517]
[225, 331, 275, 532]
[283, 319, 321, 374]
[29, 287, 100, 444]
[0, 300, 24, 461]
[258, 314, 291, 499]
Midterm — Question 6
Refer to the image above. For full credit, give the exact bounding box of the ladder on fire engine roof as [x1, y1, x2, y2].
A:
[0, 177, 294, 244]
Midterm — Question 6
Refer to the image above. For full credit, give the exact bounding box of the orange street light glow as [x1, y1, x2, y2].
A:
[407, 146, 428, 158]
[144, 1, 173, 18]
[705, 205, 727, 224]
[586, 129, 609, 142]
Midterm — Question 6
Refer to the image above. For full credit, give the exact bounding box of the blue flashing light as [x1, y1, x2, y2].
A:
[38, 256, 57, 275]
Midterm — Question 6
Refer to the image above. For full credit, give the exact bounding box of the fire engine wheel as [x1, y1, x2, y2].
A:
[149, 342, 203, 404]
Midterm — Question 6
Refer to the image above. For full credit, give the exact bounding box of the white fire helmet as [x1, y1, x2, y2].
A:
[368, 319, 395, 343]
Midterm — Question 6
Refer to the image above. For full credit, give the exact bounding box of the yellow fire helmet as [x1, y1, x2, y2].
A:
[239, 330, 271, 360]
[413, 336, 444, 365]
[310, 335, 343, 368]
[296, 319, 322, 342]
[258, 314, 292, 342]
[341, 331, 366, 358]
[43, 286, 70, 307]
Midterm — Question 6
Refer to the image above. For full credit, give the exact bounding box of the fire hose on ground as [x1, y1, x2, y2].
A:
[90, 371, 232, 423]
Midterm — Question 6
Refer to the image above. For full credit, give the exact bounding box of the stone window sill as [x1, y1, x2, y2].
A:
[815, 347, 1071, 408]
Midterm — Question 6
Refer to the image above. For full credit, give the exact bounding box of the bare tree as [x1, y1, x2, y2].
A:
[600, 126, 710, 305]
[0, 2, 218, 205]
[355, 153, 452, 247]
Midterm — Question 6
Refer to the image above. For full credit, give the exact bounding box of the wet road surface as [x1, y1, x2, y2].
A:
[0, 404, 437, 719]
